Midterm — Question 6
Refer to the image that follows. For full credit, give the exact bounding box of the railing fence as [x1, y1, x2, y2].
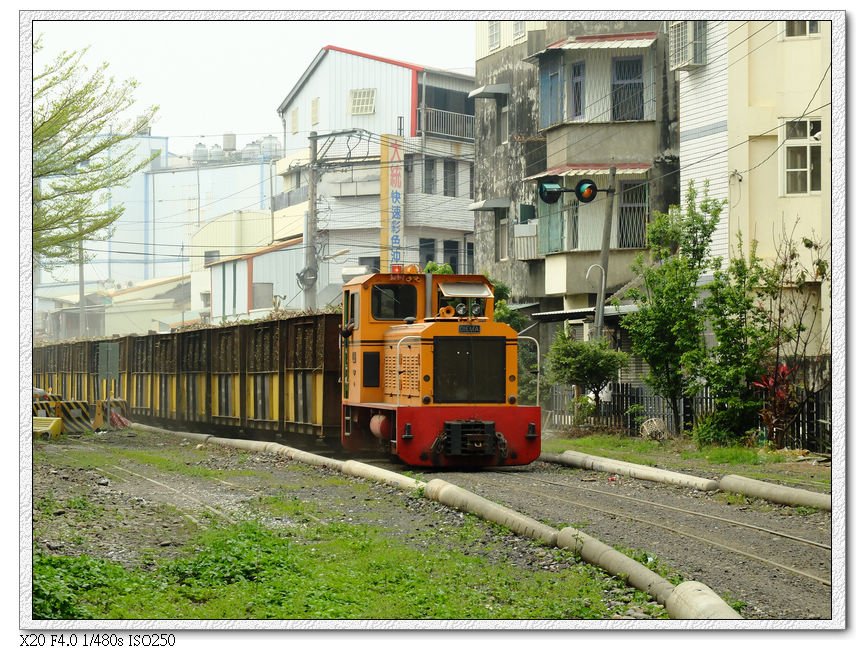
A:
[544, 381, 832, 454]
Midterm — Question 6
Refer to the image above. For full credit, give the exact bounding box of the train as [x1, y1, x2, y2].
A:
[32, 268, 542, 468]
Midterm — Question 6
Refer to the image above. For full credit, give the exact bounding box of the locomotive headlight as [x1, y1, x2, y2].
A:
[471, 302, 483, 317]
[455, 302, 468, 317]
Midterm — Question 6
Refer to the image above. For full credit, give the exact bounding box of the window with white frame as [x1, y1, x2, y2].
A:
[350, 88, 376, 115]
[570, 61, 586, 119]
[488, 21, 501, 50]
[311, 97, 320, 125]
[785, 20, 819, 37]
[498, 99, 509, 144]
[291, 108, 299, 134]
[513, 21, 525, 39]
[496, 210, 509, 261]
[670, 20, 707, 70]
[783, 119, 822, 194]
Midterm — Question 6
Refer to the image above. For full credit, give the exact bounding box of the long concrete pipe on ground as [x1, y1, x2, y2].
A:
[719, 474, 831, 511]
[542, 451, 721, 491]
[541, 450, 830, 510]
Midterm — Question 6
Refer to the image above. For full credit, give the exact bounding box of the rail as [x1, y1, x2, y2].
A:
[518, 335, 541, 406]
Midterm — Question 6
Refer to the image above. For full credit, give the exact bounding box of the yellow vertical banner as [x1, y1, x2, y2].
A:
[380, 135, 404, 271]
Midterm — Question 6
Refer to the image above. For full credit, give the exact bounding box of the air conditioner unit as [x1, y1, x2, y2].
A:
[670, 21, 707, 71]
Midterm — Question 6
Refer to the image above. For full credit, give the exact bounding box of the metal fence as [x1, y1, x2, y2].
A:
[544, 381, 832, 454]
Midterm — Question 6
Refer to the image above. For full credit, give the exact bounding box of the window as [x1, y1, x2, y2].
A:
[498, 100, 509, 144]
[444, 159, 457, 197]
[495, 211, 509, 261]
[519, 203, 536, 224]
[513, 21, 525, 39]
[783, 119, 821, 194]
[466, 242, 475, 274]
[311, 97, 319, 125]
[371, 284, 417, 320]
[291, 108, 299, 134]
[488, 21, 500, 50]
[469, 163, 475, 200]
[358, 256, 381, 273]
[570, 61, 586, 119]
[252, 282, 274, 311]
[670, 20, 707, 70]
[617, 181, 648, 248]
[785, 21, 819, 37]
[424, 158, 436, 194]
[443, 240, 459, 273]
[204, 250, 220, 266]
[539, 56, 563, 129]
[350, 88, 376, 115]
[419, 238, 436, 268]
[612, 57, 643, 121]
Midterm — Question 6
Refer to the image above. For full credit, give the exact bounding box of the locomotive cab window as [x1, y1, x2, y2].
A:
[436, 281, 493, 317]
[371, 284, 417, 320]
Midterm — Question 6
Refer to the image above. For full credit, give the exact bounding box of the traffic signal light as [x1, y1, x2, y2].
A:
[538, 177, 563, 204]
[574, 178, 598, 203]
[537, 177, 599, 204]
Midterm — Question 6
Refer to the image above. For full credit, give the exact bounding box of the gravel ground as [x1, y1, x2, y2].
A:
[30, 428, 666, 622]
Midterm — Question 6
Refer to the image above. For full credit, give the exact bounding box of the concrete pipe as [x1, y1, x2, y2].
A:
[665, 581, 743, 620]
[557, 527, 676, 606]
[719, 474, 831, 511]
[425, 479, 559, 545]
[342, 460, 426, 492]
[132, 424, 213, 445]
[545, 451, 720, 492]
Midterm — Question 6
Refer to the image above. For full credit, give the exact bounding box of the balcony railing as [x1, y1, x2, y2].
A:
[417, 107, 475, 141]
[272, 185, 309, 212]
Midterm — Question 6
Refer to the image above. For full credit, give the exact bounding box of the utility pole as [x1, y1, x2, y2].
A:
[304, 131, 319, 310]
[78, 220, 85, 338]
[594, 166, 616, 340]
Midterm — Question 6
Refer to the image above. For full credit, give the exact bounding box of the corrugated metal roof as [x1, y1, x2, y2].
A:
[526, 32, 658, 61]
[523, 163, 651, 181]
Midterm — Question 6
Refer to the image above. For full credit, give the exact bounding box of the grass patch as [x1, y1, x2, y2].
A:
[33, 518, 664, 620]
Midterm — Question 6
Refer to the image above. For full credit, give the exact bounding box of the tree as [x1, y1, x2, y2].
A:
[546, 330, 628, 404]
[423, 261, 453, 274]
[697, 235, 775, 444]
[621, 181, 724, 434]
[32, 36, 159, 268]
[755, 222, 831, 445]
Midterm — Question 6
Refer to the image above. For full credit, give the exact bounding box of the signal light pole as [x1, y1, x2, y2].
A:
[537, 166, 616, 339]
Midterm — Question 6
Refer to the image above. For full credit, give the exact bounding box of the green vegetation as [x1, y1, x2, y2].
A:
[33, 35, 158, 268]
[545, 332, 629, 404]
[33, 518, 663, 620]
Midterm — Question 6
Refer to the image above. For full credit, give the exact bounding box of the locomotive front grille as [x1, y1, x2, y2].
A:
[441, 420, 497, 456]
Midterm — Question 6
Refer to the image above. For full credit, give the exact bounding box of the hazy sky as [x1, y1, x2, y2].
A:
[31, 14, 478, 155]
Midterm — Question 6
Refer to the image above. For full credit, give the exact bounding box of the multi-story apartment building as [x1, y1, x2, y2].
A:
[258, 45, 477, 312]
[471, 20, 678, 352]
[673, 18, 834, 354]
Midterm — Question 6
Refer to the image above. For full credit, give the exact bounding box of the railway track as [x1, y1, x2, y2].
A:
[415, 461, 833, 619]
[45, 431, 833, 619]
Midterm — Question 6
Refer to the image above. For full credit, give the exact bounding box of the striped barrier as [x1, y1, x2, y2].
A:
[56, 400, 93, 434]
[32, 394, 63, 418]
[93, 399, 131, 430]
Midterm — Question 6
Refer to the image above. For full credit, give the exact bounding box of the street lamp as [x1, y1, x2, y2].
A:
[586, 263, 607, 339]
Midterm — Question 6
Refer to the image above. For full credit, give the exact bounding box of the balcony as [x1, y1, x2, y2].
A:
[417, 107, 474, 142]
